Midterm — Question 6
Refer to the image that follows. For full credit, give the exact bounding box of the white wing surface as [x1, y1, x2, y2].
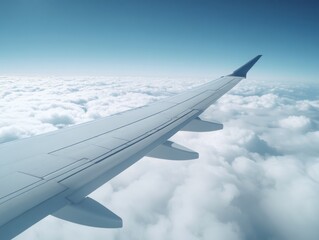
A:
[0, 56, 261, 239]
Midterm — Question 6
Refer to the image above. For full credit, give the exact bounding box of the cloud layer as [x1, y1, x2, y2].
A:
[1, 76, 318, 240]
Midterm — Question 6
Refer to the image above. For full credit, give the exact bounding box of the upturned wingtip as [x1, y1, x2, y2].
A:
[230, 55, 262, 78]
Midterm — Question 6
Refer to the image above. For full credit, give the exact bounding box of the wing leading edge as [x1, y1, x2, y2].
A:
[0, 56, 261, 239]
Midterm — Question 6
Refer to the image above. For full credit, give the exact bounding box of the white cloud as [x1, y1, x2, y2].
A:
[278, 115, 311, 131]
[1, 76, 318, 240]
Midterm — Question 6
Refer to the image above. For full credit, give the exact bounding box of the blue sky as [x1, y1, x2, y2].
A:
[0, 0, 318, 82]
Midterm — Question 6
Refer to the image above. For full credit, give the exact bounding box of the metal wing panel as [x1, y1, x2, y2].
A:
[50, 144, 111, 161]
[0, 172, 40, 200]
[21, 154, 89, 178]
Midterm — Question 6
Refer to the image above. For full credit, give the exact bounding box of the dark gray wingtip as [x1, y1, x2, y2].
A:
[229, 55, 262, 78]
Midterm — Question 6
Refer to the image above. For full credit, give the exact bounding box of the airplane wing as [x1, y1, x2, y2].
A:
[0, 55, 261, 239]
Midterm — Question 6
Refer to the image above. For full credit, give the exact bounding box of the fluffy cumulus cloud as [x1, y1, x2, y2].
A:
[1, 76, 318, 240]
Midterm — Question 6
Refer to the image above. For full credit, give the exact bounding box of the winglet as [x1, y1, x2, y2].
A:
[230, 55, 262, 78]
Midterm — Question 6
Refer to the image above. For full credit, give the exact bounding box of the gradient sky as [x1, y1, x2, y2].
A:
[0, 0, 318, 81]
